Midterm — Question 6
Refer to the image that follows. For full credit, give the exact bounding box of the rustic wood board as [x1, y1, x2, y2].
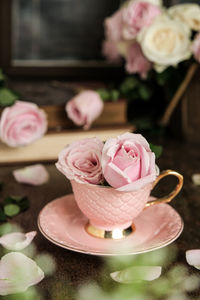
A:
[0, 125, 134, 164]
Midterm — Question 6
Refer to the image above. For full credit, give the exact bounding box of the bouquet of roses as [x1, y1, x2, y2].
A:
[103, 0, 200, 78]
[56, 132, 159, 191]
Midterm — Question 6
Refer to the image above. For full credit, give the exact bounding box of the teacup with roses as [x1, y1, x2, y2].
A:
[56, 132, 183, 239]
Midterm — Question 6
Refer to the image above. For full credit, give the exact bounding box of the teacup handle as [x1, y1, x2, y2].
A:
[145, 170, 183, 208]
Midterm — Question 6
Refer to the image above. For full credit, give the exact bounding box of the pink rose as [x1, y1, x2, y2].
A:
[102, 132, 156, 191]
[66, 90, 104, 130]
[0, 101, 47, 147]
[192, 32, 200, 62]
[126, 42, 152, 78]
[102, 40, 121, 63]
[56, 137, 104, 185]
[123, 1, 161, 39]
[104, 10, 123, 42]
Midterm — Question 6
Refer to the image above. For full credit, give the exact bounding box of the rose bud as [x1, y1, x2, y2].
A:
[66, 90, 104, 130]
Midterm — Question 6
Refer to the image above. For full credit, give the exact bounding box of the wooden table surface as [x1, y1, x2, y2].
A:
[0, 137, 200, 299]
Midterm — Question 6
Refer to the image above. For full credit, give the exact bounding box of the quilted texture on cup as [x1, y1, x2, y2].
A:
[71, 180, 152, 230]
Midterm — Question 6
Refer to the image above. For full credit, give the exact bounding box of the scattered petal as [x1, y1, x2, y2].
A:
[0, 231, 37, 251]
[186, 249, 200, 270]
[13, 164, 49, 186]
[110, 266, 162, 284]
[192, 174, 200, 186]
[0, 252, 44, 295]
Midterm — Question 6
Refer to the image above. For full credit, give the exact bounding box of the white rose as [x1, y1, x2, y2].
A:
[168, 4, 200, 32]
[137, 15, 192, 71]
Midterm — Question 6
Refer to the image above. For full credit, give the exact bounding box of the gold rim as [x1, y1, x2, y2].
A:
[146, 170, 183, 208]
[85, 223, 135, 239]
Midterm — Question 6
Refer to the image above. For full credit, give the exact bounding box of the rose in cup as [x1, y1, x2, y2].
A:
[56, 133, 183, 239]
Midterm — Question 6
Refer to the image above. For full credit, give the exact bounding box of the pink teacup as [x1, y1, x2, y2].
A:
[71, 170, 183, 239]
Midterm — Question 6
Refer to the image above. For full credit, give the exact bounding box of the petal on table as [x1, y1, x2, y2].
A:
[110, 266, 162, 284]
[186, 249, 200, 270]
[0, 252, 44, 295]
[13, 164, 49, 185]
[0, 231, 37, 251]
[192, 174, 200, 186]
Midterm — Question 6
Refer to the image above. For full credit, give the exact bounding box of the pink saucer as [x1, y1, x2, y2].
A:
[38, 194, 183, 256]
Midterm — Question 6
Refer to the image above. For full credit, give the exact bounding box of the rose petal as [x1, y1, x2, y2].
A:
[0, 231, 37, 251]
[110, 266, 162, 284]
[0, 252, 44, 295]
[186, 249, 200, 270]
[13, 164, 49, 185]
[192, 174, 200, 186]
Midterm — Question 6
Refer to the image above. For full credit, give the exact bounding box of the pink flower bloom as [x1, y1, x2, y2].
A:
[192, 32, 200, 62]
[102, 39, 121, 63]
[102, 132, 156, 191]
[123, 1, 161, 39]
[126, 42, 152, 77]
[13, 164, 49, 185]
[0, 101, 47, 147]
[104, 10, 123, 42]
[56, 137, 104, 185]
[66, 90, 104, 130]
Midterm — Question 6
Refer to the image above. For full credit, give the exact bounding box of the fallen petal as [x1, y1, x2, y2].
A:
[110, 266, 162, 284]
[0, 231, 37, 251]
[186, 249, 200, 270]
[13, 164, 49, 185]
[0, 252, 44, 295]
[192, 174, 200, 186]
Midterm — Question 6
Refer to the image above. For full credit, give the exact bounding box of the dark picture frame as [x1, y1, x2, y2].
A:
[0, 0, 124, 79]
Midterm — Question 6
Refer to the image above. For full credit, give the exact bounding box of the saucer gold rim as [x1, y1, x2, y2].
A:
[37, 196, 184, 256]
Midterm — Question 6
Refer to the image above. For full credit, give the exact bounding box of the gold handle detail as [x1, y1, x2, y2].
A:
[145, 170, 183, 208]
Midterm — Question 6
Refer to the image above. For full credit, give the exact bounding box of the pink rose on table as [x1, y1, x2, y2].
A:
[102, 132, 156, 191]
[123, 1, 161, 39]
[126, 42, 152, 78]
[56, 137, 104, 185]
[66, 90, 104, 130]
[0, 101, 47, 147]
[192, 33, 200, 62]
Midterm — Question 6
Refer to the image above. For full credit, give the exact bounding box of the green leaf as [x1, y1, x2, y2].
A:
[156, 68, 172, 86]
[18, 197, 29, 211]
[4, 204, 20, 217]
[0, 88, 18, 107]
[110, 89, 120, 102]
[0, 207, 7, 222]
[3, 196, 29, 212]
[3, 197, 15, 205]
[96, 88, 111, 102]
[120, 77, 139, 95]
[138, 84, 152, 101]
[9, 195, 26, 203]
[150, 144, 163, 158]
